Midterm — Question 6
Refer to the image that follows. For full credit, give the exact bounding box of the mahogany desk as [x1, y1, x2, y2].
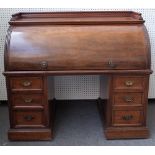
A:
[3, 11, 152, 140]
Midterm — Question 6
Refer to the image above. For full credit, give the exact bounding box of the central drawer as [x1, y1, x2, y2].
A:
[12, 109, 46, 128]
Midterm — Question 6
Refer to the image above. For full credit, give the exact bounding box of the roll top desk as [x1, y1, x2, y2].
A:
[3, 11, 152, 140]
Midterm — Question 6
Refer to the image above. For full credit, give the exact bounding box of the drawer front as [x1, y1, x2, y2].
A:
[12, 94, 43, 106]
[113, 92, 143, 106]
[10, 77, 43, 91]
[112, 110, 143, 126]
[13, 110, 45, 128]
[113, 76, 144, 90]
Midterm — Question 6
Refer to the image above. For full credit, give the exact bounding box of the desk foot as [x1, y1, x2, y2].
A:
[105, 127, 149, 139]
[8, 128, 53, 141]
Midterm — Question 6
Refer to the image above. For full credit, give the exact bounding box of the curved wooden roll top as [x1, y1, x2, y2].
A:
[4, 11, 151, 72]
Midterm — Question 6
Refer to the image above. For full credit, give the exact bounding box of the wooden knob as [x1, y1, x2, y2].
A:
[108, 60, 117, 68]
[22, 81, 32, 87]
[40, 61, 48, 70]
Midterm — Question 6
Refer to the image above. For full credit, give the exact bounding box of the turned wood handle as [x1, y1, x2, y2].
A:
[107, 60, 117, 68]
[24, 115, 34, 121]
[24, 98, 33, 103]
[124, 96, 134, 102]
[122, 115, 133, 121]
[22, 81, 32, 87]
[125, 80, 134, 87]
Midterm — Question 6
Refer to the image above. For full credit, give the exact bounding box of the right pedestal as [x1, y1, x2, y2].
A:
[102, 75, 150, 139]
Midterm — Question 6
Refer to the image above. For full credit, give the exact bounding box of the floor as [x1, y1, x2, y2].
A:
[0, 100, 155, 146]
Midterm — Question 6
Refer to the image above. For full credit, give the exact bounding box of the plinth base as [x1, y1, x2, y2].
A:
[105, 127, 149, 139]
[8, 128, 52, 141]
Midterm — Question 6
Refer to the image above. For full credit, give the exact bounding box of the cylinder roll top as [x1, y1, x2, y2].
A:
[5, 11, 151, 71]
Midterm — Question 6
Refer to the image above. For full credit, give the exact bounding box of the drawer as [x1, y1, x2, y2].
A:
[12, 110, 45, 128]
[112, 110, 143, 127]
[113, 92, 143, 106]
[113, 76, 144, 90]
[10, 77, 43, 91]
[12, 94, 43, 106]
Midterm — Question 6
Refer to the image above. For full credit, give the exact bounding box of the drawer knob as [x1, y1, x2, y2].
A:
[124, 96, 134, 102]
[40, 61, 48, 70]
[122, 115, 133, 120]
[24, 115, 34, 121]
[24, 98, 33, 103]
[108, 60, 117, 68]
[125, 81, 134, 87]
[22, 81, 32, 87]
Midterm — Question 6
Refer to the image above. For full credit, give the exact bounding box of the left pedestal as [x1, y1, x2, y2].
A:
[6, 75, 53, 141]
